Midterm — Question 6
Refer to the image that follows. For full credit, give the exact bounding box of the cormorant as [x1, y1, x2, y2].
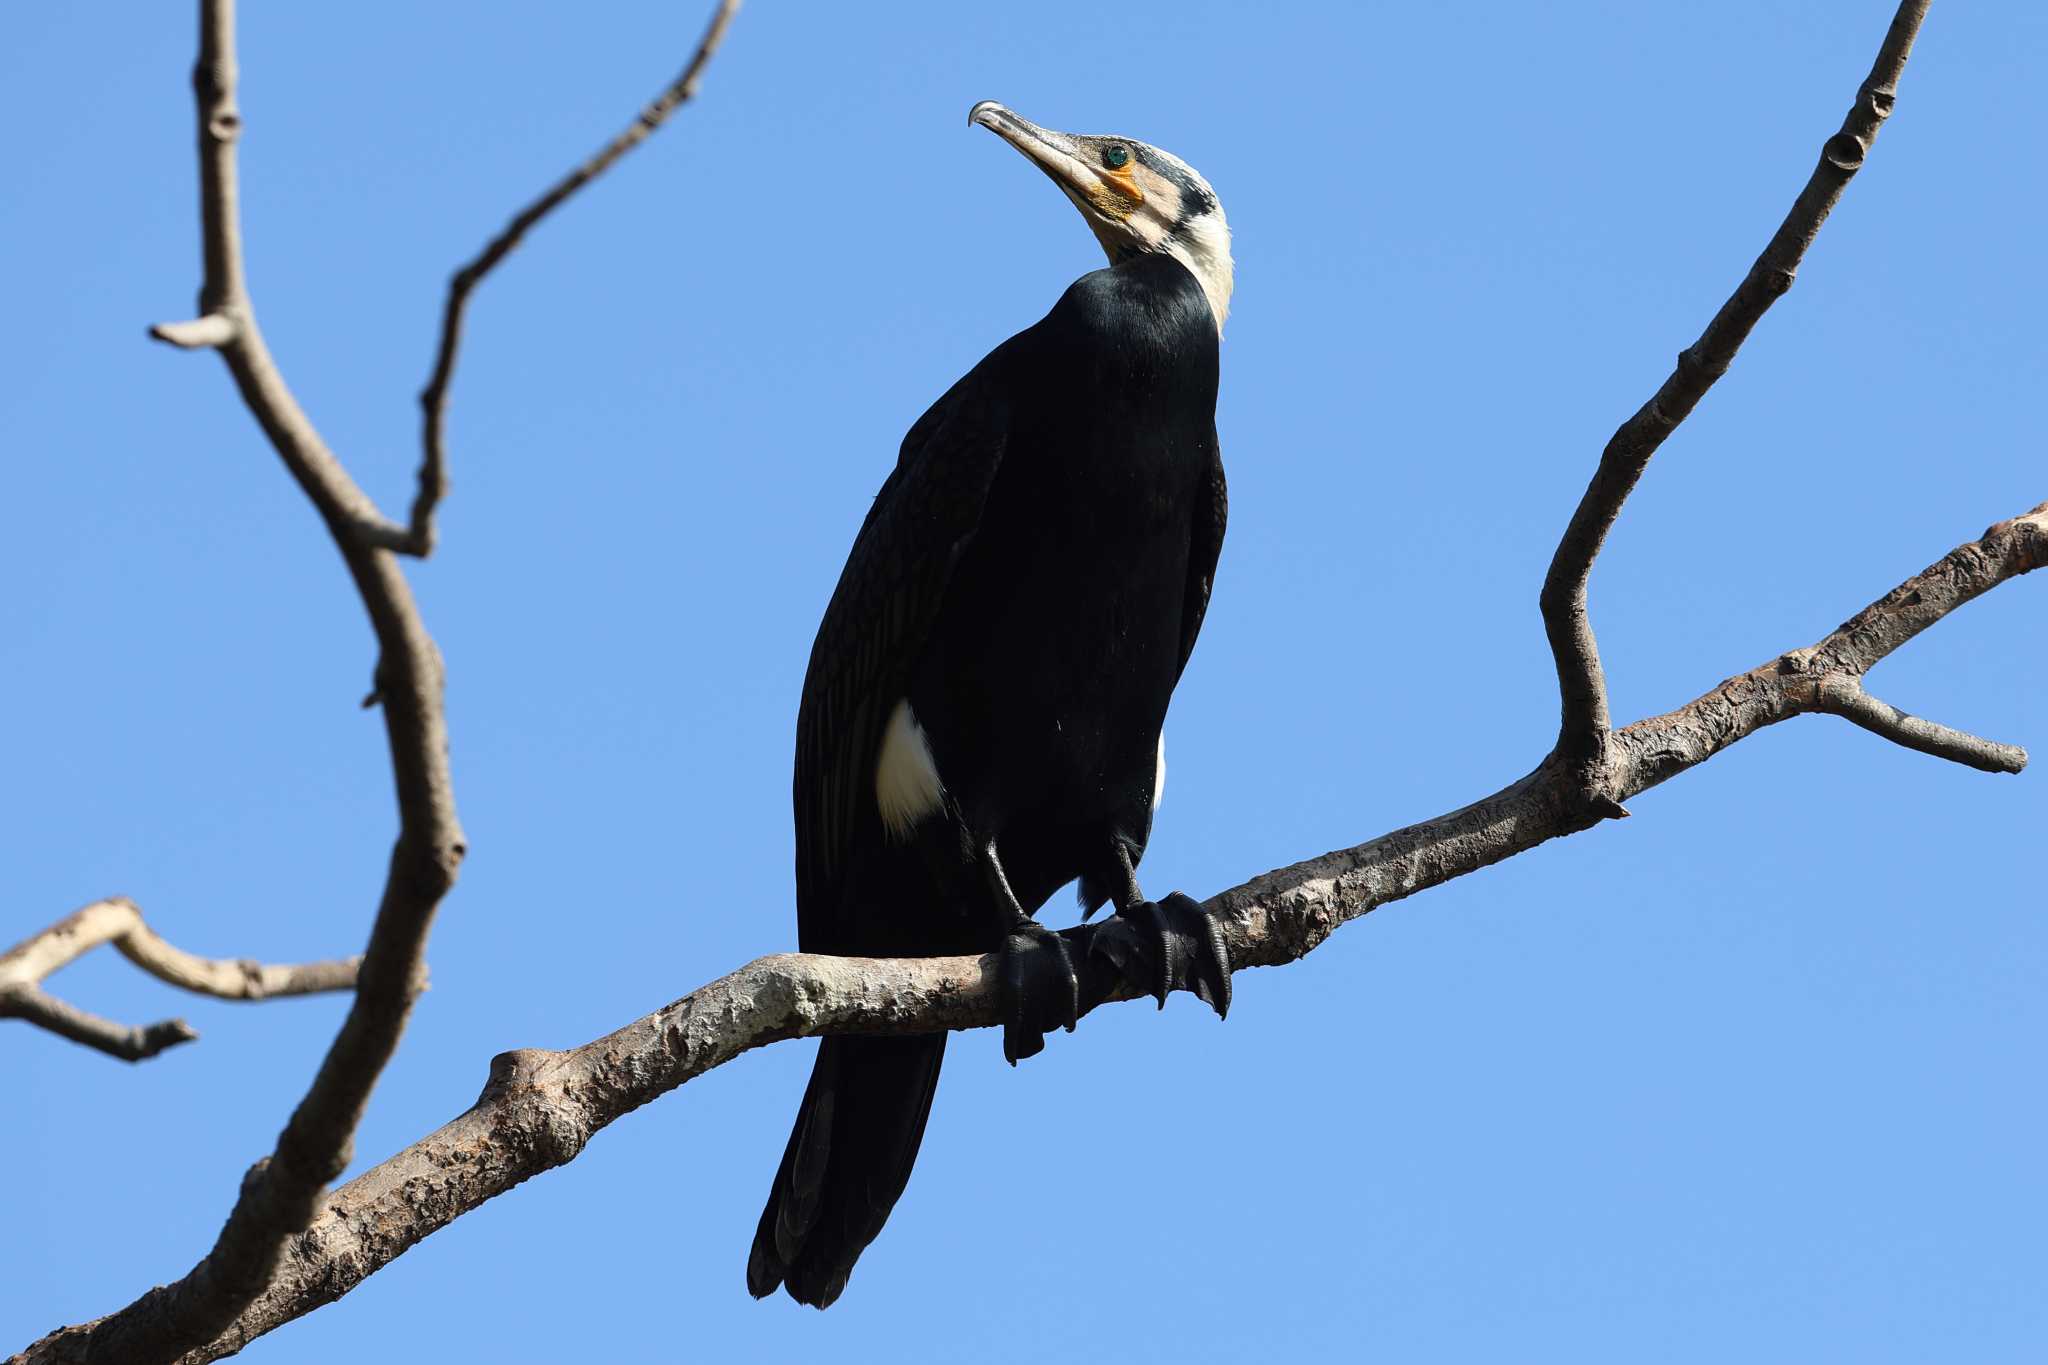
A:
[747, 101, 1236, 1309]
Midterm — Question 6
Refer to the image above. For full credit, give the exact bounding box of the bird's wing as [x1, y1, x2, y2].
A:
[793, 359, 1012, 948]
[1177, 440, 1228, 680]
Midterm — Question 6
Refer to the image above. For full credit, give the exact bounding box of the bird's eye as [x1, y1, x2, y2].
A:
[1101, 144, 1130, 170]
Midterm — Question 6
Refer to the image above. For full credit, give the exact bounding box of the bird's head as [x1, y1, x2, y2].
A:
[970, 101, 1234, 335]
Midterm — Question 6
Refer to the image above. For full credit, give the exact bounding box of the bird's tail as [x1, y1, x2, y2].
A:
[746, 1033, 946, 1308]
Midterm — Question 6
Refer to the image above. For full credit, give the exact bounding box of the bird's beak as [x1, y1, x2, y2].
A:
[970, 101, 1082, 169]
[969, 101, 1132, 223]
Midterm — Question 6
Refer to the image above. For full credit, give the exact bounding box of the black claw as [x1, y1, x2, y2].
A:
[1088, 891, 1232, 1020]
[999, 922, 1080, 1065]
[1137, 899, 1176, 1009]
[1167, 891, 1233, 1022]
[1085, 917, 1140, 989]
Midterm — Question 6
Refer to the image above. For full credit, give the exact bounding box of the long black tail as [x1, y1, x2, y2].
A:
[746, 1033, 946, 1308]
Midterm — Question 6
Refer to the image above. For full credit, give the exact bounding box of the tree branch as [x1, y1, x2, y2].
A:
[34, 0, 468, 1358]
[4, 898, 362, 1002]
[1809, 675, 2027, 774]
[0, 987, 198, 1063]
[1614, 501, 2046, 794]
[15, 3, 747, 1361]
[1539, 0, 1931, 804]
[15, 2, 2029, 1362]
[399, 0, 743, 558]
[148, 314, 236, 350]
[120, 497, 2039, 1364]
[0, 899, 360, 1063]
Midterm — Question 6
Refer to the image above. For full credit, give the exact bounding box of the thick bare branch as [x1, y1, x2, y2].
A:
[398, 0, 744, 558]
[1539, 0, 1931, 796]
[0, 899, 359, 1063]
[128, 498, 2040, 1365]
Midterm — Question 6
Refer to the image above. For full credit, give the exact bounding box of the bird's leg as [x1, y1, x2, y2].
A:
[973, 838, 1081, 1066]
[1087, 839, 1232, 1019]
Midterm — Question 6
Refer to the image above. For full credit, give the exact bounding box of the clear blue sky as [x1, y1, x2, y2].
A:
[5, 2, 2043, 1361]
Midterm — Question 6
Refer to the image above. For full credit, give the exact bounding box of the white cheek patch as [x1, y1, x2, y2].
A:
[875, 699, 945, 840]
[1153, 732, 1167, 811]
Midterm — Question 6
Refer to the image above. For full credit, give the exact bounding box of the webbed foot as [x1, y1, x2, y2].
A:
[999, 919, 1080, 1065]
[1089, 891, 1232, 1019]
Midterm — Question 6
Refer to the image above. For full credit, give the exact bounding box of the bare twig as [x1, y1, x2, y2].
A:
[1539, 0, 1931, 805]
[0, 899, 360, 1063]
[1809, 676, 2027, 774]
[398, 0, 744, 558]
[3, 899, 361, 1002]
[0, 987, 198, 1063]
[149, 314, 236, 350]
[121, 498, 2048, 1364]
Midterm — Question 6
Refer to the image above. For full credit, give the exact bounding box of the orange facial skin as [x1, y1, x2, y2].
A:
[1088, 163, 1144, 219]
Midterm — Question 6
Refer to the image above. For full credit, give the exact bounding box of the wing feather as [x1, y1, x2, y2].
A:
[1177, 443, 1227, 680]
[792, 359, 1012, 947]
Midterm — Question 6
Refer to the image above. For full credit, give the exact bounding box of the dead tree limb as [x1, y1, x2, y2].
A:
[34, 0, 470, 1357]
[0, 986, 197, 1063]
[14, 1, 2035, 1362]
[1539, 0, 1931, 811]
[403, 0, 743, 557]
[151, 489, 2039, 1358]
[160, 498, 2042, 1364]
[0, 899, 359, 1063]
[11, 2, 743, 1362]
[1808, 676, 2027, 774]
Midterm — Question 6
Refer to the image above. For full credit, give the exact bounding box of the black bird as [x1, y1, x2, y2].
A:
[747, 101, 1236, 1309]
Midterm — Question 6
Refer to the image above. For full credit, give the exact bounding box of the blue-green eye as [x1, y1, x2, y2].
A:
[1101, 144, 1130, 170]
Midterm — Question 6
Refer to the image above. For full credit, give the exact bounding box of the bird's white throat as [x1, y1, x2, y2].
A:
[1165, 213, 1233, 336]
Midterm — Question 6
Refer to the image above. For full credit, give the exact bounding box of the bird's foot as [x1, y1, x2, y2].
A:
[999, 919, 1080, 1066]
[1089, 891, 1232, 1019]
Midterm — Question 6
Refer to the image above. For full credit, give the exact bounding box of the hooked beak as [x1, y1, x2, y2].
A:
[969, 101, 1111, 217]
[970, 101, 1080, 161]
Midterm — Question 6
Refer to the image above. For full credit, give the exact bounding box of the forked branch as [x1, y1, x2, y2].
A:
[0, 899, 358, 1062]
[14, 2, 2036, 1363]
[1539, 0, 1932, 802]
[15, 2, 743, 1362]
[47, 0, 471, 1357]
[162, 498, 2040, 1365]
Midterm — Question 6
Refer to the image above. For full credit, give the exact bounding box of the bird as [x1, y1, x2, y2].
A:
[746, 101, 1236, 1309]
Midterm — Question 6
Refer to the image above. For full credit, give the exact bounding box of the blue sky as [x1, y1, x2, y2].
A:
[5, 2, 2043, 1361]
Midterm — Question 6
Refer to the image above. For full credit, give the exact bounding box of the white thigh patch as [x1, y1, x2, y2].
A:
[1153, 732, 1166, 811]
[875, 699, 945, 840]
